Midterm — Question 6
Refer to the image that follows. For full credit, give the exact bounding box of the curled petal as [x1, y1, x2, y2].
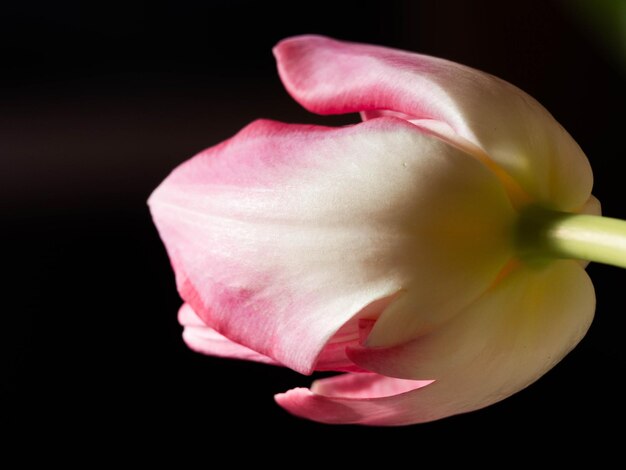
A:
[278, 261, 594, 425]
[274, 35, 593, 210]
[278, 261, 596, 425]
[149, 117, 513, 373]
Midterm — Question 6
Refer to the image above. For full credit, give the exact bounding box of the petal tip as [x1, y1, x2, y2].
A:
[274, 387, 363, 425]
[274, 387, 314, 416]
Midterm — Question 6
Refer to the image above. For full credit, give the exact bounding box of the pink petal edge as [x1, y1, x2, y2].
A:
[179, 303, 280, 365]
[275, 373, 435, 426]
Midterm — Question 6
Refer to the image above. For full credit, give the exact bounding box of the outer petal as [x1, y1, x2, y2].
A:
[275, 260, 595, 425]
[274, 35, 593, 210]
[149, 117, 514, 374]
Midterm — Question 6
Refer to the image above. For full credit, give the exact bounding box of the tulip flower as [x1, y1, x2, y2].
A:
[149, 35, 626, 425]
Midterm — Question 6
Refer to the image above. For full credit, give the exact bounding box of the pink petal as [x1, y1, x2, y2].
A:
[180, 302, 368, 372]
[179, 303, 280, 365]
[149, 117, 513, 373]
[274, 35, 593, 210]
[275, 375, 437, 426]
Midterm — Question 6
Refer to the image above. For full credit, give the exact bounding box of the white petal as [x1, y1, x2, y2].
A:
[347, 260, 595, 418]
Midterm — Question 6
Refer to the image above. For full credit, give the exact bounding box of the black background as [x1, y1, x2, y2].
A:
[3, 0, 625, 455]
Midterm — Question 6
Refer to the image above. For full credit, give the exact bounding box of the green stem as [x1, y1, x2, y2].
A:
[517, 207, 626, 269]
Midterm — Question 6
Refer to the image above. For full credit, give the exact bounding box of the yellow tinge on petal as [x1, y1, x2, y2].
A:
[366, 141, 517, 348]
[349, 261, 595, 421]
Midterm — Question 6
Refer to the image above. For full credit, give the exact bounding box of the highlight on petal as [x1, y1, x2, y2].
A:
[274, 35, 593, 210]
[276, 260, 595, 425]
[149, 117, 514, 375]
